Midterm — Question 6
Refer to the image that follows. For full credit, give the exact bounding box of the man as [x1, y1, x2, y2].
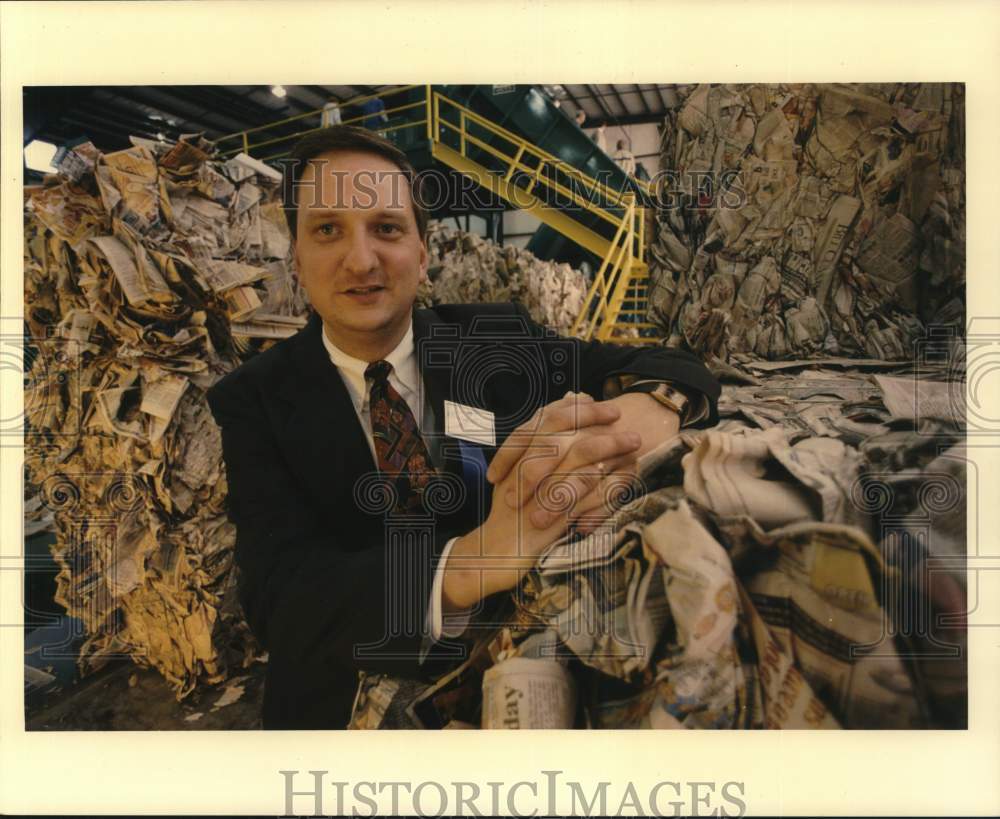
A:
[321, 100, 342, 127]
[207, 125, 720, 729]
[594, 122, 608, 154]
[359, 96, 388, 135]
[613, 138, 637, 176]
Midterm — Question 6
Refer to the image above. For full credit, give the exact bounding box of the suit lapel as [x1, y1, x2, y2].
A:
[414, 307, 498, 524]
[412, 307, 462, 475]
[275, 313, 376, 513]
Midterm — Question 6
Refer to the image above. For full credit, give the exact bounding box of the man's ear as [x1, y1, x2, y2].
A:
[417, 239, 429, 284]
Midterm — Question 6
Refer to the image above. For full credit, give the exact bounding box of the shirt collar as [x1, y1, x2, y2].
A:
[320, 319, 418, 395]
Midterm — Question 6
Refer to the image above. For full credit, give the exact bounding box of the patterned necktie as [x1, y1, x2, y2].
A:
[365, 359, 437, 515]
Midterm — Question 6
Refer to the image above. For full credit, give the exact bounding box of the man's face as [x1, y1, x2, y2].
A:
[293, 150, 428, 353]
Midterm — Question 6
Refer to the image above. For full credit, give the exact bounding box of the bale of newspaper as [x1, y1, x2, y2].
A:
[418, 222, 589, 334]
[23, 135, 309, 697]
[348, 359, 967, 730]
[645, 83, 965, 363]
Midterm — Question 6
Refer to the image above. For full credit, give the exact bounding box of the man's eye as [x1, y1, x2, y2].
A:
[377, 223, 402, 235]
[317, 224, 336, 236]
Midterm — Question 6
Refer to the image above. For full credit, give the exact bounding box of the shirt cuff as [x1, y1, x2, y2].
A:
[427, 536, 472, 641]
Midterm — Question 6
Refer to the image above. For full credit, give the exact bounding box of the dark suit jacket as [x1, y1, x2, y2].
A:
[206, 302, 720, 729]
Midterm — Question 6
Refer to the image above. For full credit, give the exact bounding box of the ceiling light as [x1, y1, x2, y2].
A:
[270, 85, 287, 98]
[156, 132, 166, 141]
[24, 140, 58, 173]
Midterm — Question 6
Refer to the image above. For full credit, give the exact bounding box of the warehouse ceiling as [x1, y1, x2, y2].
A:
[23, 84, 392, 153]
[544, 84, 682, 127]
[23, 83, 675, 155]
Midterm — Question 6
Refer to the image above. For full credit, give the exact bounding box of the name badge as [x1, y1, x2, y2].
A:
[444, 400, 496, 447]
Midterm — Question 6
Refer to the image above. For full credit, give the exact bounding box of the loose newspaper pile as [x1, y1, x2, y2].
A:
[349, 358, 967, 729]
[646, 83, 965, 363]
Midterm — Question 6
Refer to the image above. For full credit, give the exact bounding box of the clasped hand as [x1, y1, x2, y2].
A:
[442, 390, 677, 610]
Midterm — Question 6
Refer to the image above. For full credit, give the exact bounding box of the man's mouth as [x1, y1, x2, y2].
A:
[343, 285, 385, 295]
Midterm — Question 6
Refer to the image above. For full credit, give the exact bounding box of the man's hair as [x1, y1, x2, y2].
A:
[281, 125, 429, 242]
[616, 139, 626, 150]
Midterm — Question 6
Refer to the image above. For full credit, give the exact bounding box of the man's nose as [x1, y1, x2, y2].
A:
[341, 228, 378, 275]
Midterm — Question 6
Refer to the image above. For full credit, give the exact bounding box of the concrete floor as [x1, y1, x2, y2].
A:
[25, 660, 267, 730]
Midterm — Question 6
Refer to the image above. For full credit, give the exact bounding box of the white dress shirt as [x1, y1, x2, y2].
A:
[320, 321, 471, 641]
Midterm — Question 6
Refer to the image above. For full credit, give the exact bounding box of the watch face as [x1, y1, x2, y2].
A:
[651, 391, 682, 414]
[623, 382, 690, 423]
[650, 387, 688, 422]
[659, 386, 687, 405]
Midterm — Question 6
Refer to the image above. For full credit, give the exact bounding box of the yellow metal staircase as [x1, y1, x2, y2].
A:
[216, 85, 658, 343]
[425, 90, 656, 344]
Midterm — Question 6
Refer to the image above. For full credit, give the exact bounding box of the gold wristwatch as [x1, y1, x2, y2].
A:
[622, 380, 690, 423]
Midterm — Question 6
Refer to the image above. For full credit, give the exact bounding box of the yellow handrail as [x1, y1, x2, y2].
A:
[571, 197, 640, 342]
[425, 83, 433, 141]
[572, 204, 628, 337]
[592, 237, 632, 339]
[436, 93, 640, 210]
[215, 86, 427, 159]
[215, 85, 423, 144]
[434, 96, 634, 232]
[438, 123, 622, 231]
[601, 203, 636, 324]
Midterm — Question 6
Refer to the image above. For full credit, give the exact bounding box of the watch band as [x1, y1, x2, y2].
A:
[622, 380, 690, 423]
[602, 374, 710, 428]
